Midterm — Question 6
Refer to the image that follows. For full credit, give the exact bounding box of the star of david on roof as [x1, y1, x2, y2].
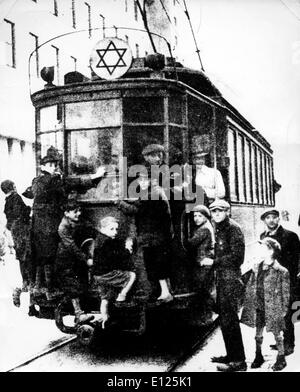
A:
[96, 40, 128, 75]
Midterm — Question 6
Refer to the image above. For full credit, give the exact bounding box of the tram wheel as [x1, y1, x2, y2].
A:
[77, 324, 95, 346]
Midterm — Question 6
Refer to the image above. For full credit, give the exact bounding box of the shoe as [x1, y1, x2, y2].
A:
[74, 313, 94, 327]
[28, 305, 39, 317]
[284, 346, 294, 356]
[251, 353, 265, 368]
[157, 294, 173, 303]
[217, 361, 247, 372]
[272, 355, 287, 371]
[270, 344, 277, 350]
[211, 355, 230, 364]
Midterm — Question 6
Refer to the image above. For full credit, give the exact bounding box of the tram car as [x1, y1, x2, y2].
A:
[29, 52, 276, 345]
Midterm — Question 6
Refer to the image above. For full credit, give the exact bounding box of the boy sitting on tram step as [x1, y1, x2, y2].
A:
[186, 205, 215, 324]
[91, 216, 136, 329]
[55, 201, 94, 326]
[241, 237, 290, 371]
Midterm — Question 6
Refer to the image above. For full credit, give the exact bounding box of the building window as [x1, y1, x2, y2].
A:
[71, 56, 77, 71]
[4, 19, 16, 68]
[7, 138, 13, 154]
[53, 0, 58, 16]
[134, 0, 138, 21]
[125, 0, 128, 12]
[29, 32, 39, 77]
[125, 35, 129, 43]
[135, 43, 139, 57]
[85, 2, 92, 38]
[51, 45, 60, 84]
[20, 140, 25, 153]
[72, 0, 76, 28]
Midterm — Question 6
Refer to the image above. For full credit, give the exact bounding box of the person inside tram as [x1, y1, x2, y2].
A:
[55, 201, 94, 327]
[191, 147, 225, 204]
[91, 216, 136, 329]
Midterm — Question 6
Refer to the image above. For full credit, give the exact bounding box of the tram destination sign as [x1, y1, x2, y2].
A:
[90, 37, 133, 80]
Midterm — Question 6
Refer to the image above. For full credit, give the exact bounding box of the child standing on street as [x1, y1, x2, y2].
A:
[241, 237, 290, 371]
[92, 216, 136, 329]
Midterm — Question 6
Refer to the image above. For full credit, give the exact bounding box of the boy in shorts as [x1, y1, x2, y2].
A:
[92, 216, 136, 328]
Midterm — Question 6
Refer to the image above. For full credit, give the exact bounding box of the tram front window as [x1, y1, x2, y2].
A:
[69, 128, 122, 175]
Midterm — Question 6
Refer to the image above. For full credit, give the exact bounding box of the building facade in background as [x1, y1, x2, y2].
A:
[0, 0, 189, 215]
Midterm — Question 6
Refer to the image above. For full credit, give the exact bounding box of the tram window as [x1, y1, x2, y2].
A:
[68, 128, 122, 174]
[123, 125, 164, 166]
[40, 105, 61, 132]
[188, 98, 213, 140]
[261, 152, 267, 205]
[244, 140, 252, 202]
[169, 96, 183, 124]
[227, 129, 237, 201]
[169, 126, 184, 166]
[39, 132, 63, 158]
[236, 134, 245, 202]
[251, 144, 258, 204]
[65, 100, 121, 129]
[257, 149, 263, 204]
[123, 97, 164, 123]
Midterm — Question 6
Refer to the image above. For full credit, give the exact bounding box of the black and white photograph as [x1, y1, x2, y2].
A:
[0, 0, 299, 376]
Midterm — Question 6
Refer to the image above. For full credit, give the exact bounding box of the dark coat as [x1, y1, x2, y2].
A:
[93, 232, 134, 276]
[187, 221, 215, 265]
[214, 217, 245, 272]
[3, 192, 31, 263]
[260, 225, 300, 291]
[241, 260, 290, 333]
[119, 186, 173, 247]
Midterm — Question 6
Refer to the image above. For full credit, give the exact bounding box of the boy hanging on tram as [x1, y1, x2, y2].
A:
[91, 216, 136, 329]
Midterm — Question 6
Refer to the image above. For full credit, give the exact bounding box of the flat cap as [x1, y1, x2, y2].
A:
[142, 144, 165, 156]
[192, 204, 211, 220]
[260, 209, 279, 221]
[209, 199, 230, 211]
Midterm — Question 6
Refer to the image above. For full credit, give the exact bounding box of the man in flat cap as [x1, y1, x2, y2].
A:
[260, 208, 300, 356]
[209, 199, 247, 372]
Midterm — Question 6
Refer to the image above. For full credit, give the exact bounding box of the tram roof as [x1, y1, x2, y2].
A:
[31, 57, 271, 152]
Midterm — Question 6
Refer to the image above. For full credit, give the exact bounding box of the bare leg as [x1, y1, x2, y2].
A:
[99, 298, 109, 328]
[251, 325, 265, 368]
[116, 272, 136, 302]
[157, 279, 173, 302]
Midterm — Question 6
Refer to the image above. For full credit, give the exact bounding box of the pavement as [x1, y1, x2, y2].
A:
[176, 318, 300, 372]
[0, 253, 74, 373]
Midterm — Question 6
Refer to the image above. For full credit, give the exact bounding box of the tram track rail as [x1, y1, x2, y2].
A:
[7, 317, 218, 372]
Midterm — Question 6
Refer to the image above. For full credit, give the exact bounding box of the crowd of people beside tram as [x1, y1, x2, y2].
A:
[1, 143, 300, 372]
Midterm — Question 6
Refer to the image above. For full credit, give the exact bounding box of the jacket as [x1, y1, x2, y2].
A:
[260, 225, 300, 290]
[213, 217, 245, 272]
[241, 260, 290, 333]
[187, 220, 215, 265]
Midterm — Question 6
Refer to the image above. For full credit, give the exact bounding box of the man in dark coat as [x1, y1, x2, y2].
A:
[260, 208, 300, 355]
[209, 199, 247, 372]
[1, 180, 32, 306]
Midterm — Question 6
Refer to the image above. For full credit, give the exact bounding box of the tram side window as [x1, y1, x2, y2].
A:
[123, 125, 164, 166]
[68, 128, 122, 175]
[251, 144, 258, 204]
[257, 149, 263, 204]
[244, 140, 252, 202]
[227, 129, 237, 201]
[236, 134, 245, 203]
[169, 96, 184, 125]
[123, 97, 164, 124]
